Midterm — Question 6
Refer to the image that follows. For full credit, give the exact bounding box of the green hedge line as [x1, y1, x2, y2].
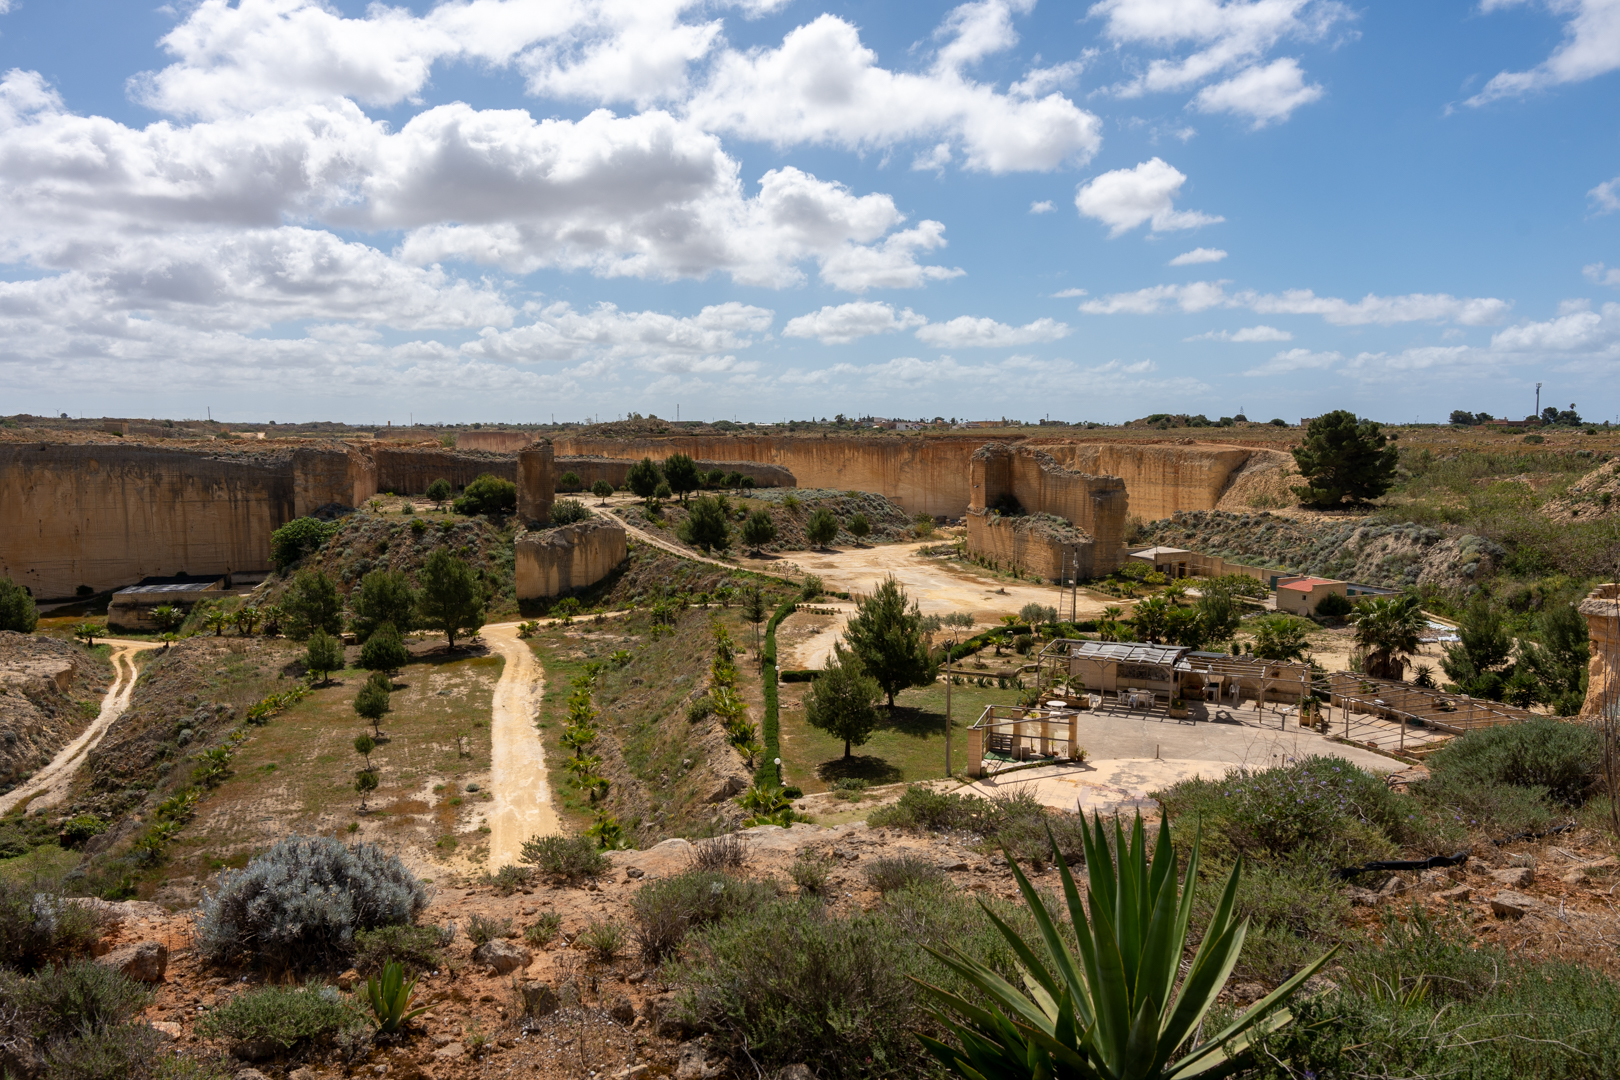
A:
[779, 669, 821, 683]
[757, 597, 798, 781]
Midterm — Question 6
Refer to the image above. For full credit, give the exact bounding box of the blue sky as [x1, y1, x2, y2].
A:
[1, 0, 1617, 425]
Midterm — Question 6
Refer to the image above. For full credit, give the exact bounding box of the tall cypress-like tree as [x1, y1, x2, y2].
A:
[841, 575, 935, 709]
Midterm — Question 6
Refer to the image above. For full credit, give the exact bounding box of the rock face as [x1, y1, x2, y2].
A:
[471, 939, 532, 974]
[97, 941, 168, 982]
[0, 632, 99, 787]
[1579, 584, 1618, 719]
[514, 519, 628, 600]
[966, 443, 1128, 581]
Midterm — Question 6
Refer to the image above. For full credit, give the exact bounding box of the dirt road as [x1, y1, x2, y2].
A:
[0, 639, 160, 815]
[482, 623, 562, 866]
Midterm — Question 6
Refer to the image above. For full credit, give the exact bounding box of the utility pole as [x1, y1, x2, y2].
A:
[944, 642, 951, 775]
[1536, 382, 1542, 418]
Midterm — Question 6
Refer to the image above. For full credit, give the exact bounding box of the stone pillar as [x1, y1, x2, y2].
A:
[1580, 584, 1620, 718]
[967, 728, 985, 778]
[1039, 715, 1051, 757]
[518, 443, 554, 526]
[1068, 714, 1078, 759]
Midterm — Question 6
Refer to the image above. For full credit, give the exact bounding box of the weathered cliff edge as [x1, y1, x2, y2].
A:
[554, 434, 1286, 519]
[514, 519, 629, 599]
[1580, 584, 1619, 719]
[965, 443, 1128, 581]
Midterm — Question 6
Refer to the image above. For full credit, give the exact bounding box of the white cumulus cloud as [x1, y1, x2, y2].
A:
[1585, 261, 1620, 286]
[915, 316, 1070, 347]
[1081, 279, 1511, 325]
[462, 300, 773, 363]
[1169, 247, 1227, 265]
[1187, 324, 1292, 341]
[1591, 176, 1620, 213]
[1030, 199, 1056, 213]
[1192, 57, 1324, 126]
[783, 301, 927, 344]
[1074, 158, 1223, 236]
[1242, 347, 1341, 376]
[1468, 0, 1620, 106]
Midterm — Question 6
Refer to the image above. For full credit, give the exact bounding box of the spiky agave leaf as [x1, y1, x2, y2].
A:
[916, 811, 1336, 1080]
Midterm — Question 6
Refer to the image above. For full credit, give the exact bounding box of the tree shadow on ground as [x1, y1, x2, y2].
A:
[881, 705, 949, 738]
[815, 755, 903, 785]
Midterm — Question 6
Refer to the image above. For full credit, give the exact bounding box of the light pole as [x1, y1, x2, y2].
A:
[944, 635, 952, 777]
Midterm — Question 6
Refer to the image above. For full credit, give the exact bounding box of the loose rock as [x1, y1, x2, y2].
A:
[98, 941, 168, 983]
[472, 939, 532, 974]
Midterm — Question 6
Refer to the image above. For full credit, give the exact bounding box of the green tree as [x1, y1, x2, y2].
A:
[269, 516, 334, 569]
[704, 469, 726, 489]
[1350, 594, 1425, 680]
[0, 577, 38, 634]
[355, 670, 392, 736]
[359, 622, 409, 673]
[1250, 615, 1311, 661]
[149, 604, 184, 633]
[353, 733, 379, 809]
[1441, 597, 1516, 700]
[803, 645, 883, 759]
[724, 470, 744, 492]
[72, 621, 99, 646]
[662, 453, 700, 502]
[1130, 596, 1172, 643]
[1516, 601, 1590, 715]
[590, 478, 614, 503]
[350, 569, 416, 642]
[282, 568, 343, 641]
[1291, 410, 1400, 506]
[1192, 585, 1243, 645]
[842, 575, 935, 709]
[679, 495, 732, 552]
[233, 605, 262, 636]
[556, 471, 583, 493]
[453, 472, 516, 515]
[743, 585, 767, 660]
[847, 512, 871, 544]
[305, 628, 343, 685]
[626, 457, 663, 499]
[425, 477, 452, 507]
[416, 548, 487, 648]
[550, 498, 590, 525]
[740, 509, 777, 552]
[805, 507, 839, 548]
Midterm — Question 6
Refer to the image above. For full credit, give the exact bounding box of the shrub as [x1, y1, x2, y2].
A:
[0, 576, 39, 634]
[519, 834, 608, 881]
[352, 924, 444, 976]
[0, 880, 105, 971]
[805, 507, 839, 547]
[690, 833, 747, 871]
[685, 695, 713, 723]
[524, 910, 563, 947]
[452, 473, 517, 515]
[864, 855, 944, 894]
[59, 814, 106, 848]
[269, 517, 333, 569]
[195, 836, 430, 972]
[1200, 861, 1352, 985]
[790, 852, 834, 895]
[549, 498, 589, 526]
[40, 1020, 163, 1080]
[577, 920, 625, 962]
[1314, 591, 1353, 617]
[464, 913, 512, 947]
[14, 961, 151, 1041]
[358, 622, 408, 672]
[1156, 756, 1413, 866]
[483, 864, 536, 894]
[196, 984, 360, 1050]
[631, 870, 779, 964]
[1421, 716, 1601, 807]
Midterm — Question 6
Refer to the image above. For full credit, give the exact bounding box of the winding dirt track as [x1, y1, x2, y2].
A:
[482, 623, 562, 866]
[0, 639, 160, 815]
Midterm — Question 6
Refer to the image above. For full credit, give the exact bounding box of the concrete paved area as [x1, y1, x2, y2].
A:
[959, 708, 1401, 815]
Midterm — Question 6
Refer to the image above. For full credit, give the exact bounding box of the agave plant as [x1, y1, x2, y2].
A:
[360, 960, 430, 1035]
[917, 813, 1334, 1080]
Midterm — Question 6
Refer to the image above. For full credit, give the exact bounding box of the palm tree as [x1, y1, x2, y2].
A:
[1099, 606, 1125, 642]
[204, 609, 229, 636]
[1350, 595, 1426, 680]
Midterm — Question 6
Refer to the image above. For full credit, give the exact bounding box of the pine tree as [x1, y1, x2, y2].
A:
[804, 645, 882, 759]
[841, 575, 934, 709]
[416, 549, 487, 648]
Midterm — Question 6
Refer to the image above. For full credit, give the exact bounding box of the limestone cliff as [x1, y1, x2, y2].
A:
[1580, 584, 1618, 719]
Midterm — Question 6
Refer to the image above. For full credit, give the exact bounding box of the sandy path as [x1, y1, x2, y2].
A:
[0, 639, 160, 815]
[482, 623, 562, 866]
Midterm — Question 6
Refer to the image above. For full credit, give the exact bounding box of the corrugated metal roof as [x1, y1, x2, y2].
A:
[1069, 641, 1188, 665]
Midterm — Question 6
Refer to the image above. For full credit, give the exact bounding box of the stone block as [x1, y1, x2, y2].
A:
[472, 939, 532, 974]
[1489, 891, 1541, 919]
[1489, 867, 1535, 888]
[97, 941, 168, 983]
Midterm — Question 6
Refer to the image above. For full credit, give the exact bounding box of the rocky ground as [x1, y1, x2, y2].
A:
[77, 800, 1620, 1080]
[0, 632, 112, 792]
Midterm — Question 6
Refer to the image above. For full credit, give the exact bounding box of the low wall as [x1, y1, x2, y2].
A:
[514, 519, 628, 599]
[1580, 584, 1619, 718]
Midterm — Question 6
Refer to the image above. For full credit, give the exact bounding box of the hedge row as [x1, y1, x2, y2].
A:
[757, 597, 798, 780]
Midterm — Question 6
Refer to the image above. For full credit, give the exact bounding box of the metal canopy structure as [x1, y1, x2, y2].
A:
[1321, 672, 1536, 738]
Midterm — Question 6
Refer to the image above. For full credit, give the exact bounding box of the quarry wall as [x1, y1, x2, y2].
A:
[965, 443, 1128, 580]
[0, 444, 292, 599]
[514, 519, 628, 599]
[457, 430, 536, 453]
[375, 447, 517, 493]
[554, 434, 1267, 518]
[1580, 583, 1619, 719]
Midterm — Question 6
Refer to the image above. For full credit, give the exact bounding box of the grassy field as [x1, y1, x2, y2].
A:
[166, 650, 501, 883]
[778, 677, 1021, 792]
